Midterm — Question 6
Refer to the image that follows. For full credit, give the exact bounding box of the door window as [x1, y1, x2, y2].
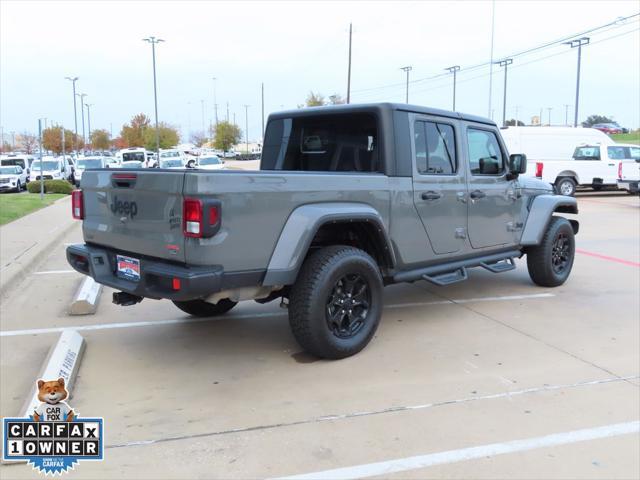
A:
[414, 121, 456, 175]
[467, 128, 504, 175]
[573, 146, 600, 160]
[630, 147, 640, 161]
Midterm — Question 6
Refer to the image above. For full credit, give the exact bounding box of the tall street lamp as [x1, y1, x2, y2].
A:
[243, 105, 250, 156]
[400, 66, 412, 103]
[76, 93, 87, 148]
[85, 103, 93, 147]
[495, 58, 513, 127]
[445, 65, 460, 111]
[64, 77, 79, 152]
[212, 77, 218, 127]
[564, 37, 589, 127]
[143, 36, 164, 155]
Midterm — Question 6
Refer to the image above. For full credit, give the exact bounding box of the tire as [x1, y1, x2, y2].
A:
[526, 216, 575, 287]
[556, 177, 577, 196]
[289, 245, 383, 359]
[172, 298, 237, 317]
[15, 181, 21, 192]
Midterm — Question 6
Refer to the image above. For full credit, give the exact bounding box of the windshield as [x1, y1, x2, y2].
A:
[160, 159, 184, 168]
[573, 146, 600, 160]
[31, 161, 60, 170]
[199, 156, 221, 165]
[160, 151, 180, 159]
[1, 159, 26, 168]
[77, 159, 103, 169]
[0, 166, 18, 174]
[122, 152, 145, 162]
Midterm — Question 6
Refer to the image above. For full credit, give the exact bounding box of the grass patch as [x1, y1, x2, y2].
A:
[610, 132, 640, 144]
[0, 193, 67, 225]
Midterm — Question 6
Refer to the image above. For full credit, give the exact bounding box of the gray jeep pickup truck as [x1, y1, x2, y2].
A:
[67, 103, 578, 359]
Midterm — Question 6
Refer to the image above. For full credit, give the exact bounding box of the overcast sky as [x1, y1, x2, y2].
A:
[1, 0, 639, 143]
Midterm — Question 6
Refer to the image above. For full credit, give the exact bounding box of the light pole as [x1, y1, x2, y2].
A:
[445, 65, 460, 111]
[564, 37, 589, 127]
[85, 103, 93, 148]
[212, 77, 218, 127]
[400, 66, 412, 103]
[10, 131, 15, 150]
[76, 93, 87, 148]
[564, 104, 572, 126]
[38, 119, 44, 199]
[547, 107, 553, 126]
[143, 36, 164, 155]
[261, 83, 265, 139]
[200, 99, 205, 136]
[495, 58, 513, 127]
[65, 76, 79, 153]
[514, 106, 521, 126]
[243, 105, 250, 155]
[346, 22, 353, 104]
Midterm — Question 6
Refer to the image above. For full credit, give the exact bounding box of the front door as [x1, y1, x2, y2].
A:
[464, 125, 521, 249]
[411, 117, 468, 255]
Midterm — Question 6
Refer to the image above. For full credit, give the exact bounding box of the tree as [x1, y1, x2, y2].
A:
[90, 129, 111, 150]
[505, 119, 525, 127]
[305, 91, 326, 107]
[42, 126, 80, 154]
[213, 121, 242, 152]
[19, 132, 37, 153]
[190, 131, 207, 147]
[582, 115, 613, 128]
[143, 122, 180, 150]
[120, 113, 151, 147]
[1, 141, 11, 153]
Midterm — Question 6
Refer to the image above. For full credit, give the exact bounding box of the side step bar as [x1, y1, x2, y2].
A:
[394, 249, 521, 285]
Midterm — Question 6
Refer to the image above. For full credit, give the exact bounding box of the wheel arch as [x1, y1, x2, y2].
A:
[262, 203, 395, 286]
[520, 195, 579, 246]
[555, 171, 580, 184]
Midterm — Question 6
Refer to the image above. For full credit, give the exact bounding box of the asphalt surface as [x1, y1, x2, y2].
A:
[0, 191, 638, 479]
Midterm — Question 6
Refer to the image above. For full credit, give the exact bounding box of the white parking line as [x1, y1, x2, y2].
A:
[33, 269, 76, 275]
[277, 421, 640, 480]
[0, 292, 555, 337]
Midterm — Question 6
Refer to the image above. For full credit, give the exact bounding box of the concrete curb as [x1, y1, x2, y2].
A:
[0, 196, 77, 299]
[69, 277, 103, 315]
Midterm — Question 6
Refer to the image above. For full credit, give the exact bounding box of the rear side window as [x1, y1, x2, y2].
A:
[261, 113, 381, 173]
[467, 128, 504, 175]
[573, 146, 600, 160]
[630, 147, 640, 160]
[414, 121, 456, 174]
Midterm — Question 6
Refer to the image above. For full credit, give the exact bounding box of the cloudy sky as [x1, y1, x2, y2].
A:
[1, 0, 639, 143]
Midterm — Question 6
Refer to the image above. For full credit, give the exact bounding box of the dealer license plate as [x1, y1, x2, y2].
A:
[116, 255, 140, 282]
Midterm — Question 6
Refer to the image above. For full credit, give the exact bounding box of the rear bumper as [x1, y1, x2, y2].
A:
[66, 243, 224, 301]
[617, 180, 639, 193]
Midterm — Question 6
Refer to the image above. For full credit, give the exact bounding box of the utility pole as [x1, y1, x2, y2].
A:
[143, 36, 164, 155]
[495, 58, 513, 127]
[445, 66, 460, 111]
[212, 77, 218, 126]
[261, 83, 265, 139]
[38, 119, 44, 199]
[540, 108, 543, 126]
[514, 106, 521, 126]
[85, 103, 93, 147]
[564, 37, 589, 127]
[243, 105, 250, 155]
[400, 66, 412, 103]
[547, 107, 553, 126]
[226, 102, 230, 122]
[488, 0, 496, 118]
[10, 131, 15, 149]
[76, 93, 87, 148]
[564, 104, 571, 126]
[346, 22, 353, 104]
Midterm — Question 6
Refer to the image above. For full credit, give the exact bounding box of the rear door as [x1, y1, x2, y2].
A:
[411, 115, 468, 254]
[82, 170, 187, 262]
[464, 124, 521, 249]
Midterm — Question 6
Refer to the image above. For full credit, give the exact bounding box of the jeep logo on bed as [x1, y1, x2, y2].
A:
[110, 196, 138, 218]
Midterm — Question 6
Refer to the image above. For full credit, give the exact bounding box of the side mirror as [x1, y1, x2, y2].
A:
[508, 153, 527, 176]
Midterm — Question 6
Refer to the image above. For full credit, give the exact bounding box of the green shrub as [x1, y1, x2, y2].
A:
[27, 180, 74, 195]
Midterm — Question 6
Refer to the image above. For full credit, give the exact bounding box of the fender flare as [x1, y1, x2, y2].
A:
[520, 195, 579, 246]
[262, 202, 395, 286]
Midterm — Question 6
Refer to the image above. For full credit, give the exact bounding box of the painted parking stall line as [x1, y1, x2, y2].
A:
[576, 248, 640, 267]
[33, 269, 77, 275]
[277, 421, 640, 480]
[0, 293, 555, 337]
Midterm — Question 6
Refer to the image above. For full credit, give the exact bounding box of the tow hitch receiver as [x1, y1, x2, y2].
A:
[112, 291, 143, 306]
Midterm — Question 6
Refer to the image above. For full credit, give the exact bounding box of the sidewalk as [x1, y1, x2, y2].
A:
[0, 195, 78, 297]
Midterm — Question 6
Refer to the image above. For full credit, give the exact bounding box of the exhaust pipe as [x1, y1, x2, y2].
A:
[112, 291, 143, 306]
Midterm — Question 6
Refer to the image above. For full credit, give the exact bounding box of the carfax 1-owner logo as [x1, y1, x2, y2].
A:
[3, 378, 104, 475]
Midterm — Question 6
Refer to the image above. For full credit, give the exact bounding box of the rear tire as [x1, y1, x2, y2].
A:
[172, 298, 237, 317]
[15, 181, 21, 192]
[289, 245, 383, 359]
[526, 217, 575, 287]
[556, 177, 577, 196]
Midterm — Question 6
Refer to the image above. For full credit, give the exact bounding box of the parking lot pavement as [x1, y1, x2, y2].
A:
[1, 192, 638, 479]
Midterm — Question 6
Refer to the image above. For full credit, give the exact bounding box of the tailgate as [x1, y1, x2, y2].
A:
[81, 169, 186, 262]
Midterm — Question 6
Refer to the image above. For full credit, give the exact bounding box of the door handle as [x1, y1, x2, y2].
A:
[469, 190, 486, 200]
[421, 191, 442, 200]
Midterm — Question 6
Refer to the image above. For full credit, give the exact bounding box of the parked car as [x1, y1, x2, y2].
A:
[29, 158, 66, 181]
[67, 103, 579, 359]
[196, 155, 225, 170]
[617, 159, 640, 194]
[592, 123, 623, 135]
[534, 143, 640, 195]
[159, 149, 187, 169]
[0, 165, 28, 192]
[74, 157, 106, 186]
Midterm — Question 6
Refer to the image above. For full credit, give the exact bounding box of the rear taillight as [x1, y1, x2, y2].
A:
[183, 198, 221, 238]
[535, 162, 543, 178]
[71, 190, 84, 219]
[618, 161, 623, 179]
[183, 199, 203, 237]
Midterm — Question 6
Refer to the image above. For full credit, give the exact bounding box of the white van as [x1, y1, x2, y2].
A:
[0, 154, 35, 181]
